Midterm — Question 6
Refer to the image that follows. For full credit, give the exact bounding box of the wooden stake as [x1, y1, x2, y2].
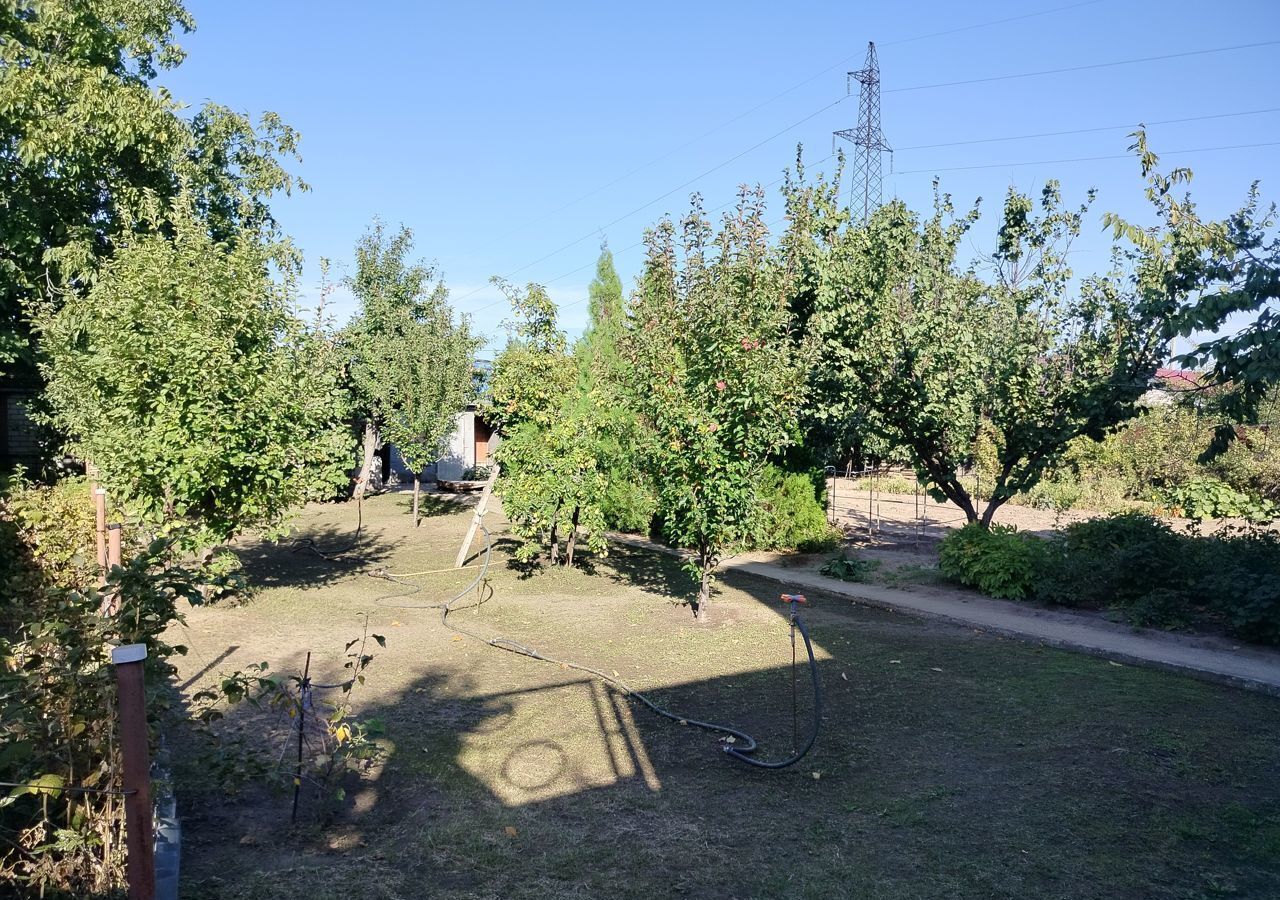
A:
[94, 486, 108, 577]
[101, 524, 123, 616]
[112, 644, 155, 900]
[455, 464, 499, 569]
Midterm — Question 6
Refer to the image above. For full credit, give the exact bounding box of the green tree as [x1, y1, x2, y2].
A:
[1104, 131, 1280, 457]
[486, 278, 575, 432]
[381, 311, 480, 524]
[572, 246, 656, 532]
[37, 197, 330, 550]
[0, 0, 303, 376]
[293, 259, 360, 502]
[625, 189, 803, 619]
[497, 415, 609, 565]
[344, 222, 479, 516]
[793, 169, 1171, 526]
[489, 281, 590, 562]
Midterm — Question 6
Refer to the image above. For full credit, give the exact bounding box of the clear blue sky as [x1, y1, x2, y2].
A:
[160, 0, 1280, 349]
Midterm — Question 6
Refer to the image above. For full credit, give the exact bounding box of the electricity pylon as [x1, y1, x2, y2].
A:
[833, 41, 892, 222]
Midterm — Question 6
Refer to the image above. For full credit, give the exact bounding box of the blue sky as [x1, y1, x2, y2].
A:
[160, 1, 1280, 350]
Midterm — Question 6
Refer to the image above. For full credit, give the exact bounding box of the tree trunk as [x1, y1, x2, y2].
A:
[695, 562, 712, 622]
[693, 543, 714, 621]
[548, 501, 562, 566]
[355, 420, 379, 500]
[936, 478, 979, 524]
[413, 474, 421, 527]
[565, 506, 580, 567]
[979, 495, 1008, 529]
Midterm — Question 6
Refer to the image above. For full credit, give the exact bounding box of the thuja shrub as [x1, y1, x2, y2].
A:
[751, 466, 842, 553]
[0, 478, 204, 896]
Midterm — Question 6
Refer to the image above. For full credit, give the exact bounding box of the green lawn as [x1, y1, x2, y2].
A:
[170, 493, 1280, 899]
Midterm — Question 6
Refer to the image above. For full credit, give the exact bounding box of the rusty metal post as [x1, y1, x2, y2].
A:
[112, 644, 155, 900]
[94, 487, 108, 577]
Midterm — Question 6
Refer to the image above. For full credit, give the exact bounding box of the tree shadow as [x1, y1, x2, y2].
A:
[170, 571, 1280, 900]
[231, 523, 403, 592]
[395, 492, 471, 519]
[590, 541, 695, 604]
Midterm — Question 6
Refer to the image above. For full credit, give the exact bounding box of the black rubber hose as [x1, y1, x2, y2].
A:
[376, 526, 822, 769]
[724, 613, 823, 769]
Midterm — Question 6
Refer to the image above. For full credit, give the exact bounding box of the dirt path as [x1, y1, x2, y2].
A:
[609, 534, 1280, 695]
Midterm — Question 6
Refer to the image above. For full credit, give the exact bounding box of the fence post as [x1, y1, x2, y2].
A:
[112, 643, 155, 900]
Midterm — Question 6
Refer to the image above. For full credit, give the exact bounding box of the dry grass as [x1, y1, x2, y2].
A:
[169, 492, 1280, 900]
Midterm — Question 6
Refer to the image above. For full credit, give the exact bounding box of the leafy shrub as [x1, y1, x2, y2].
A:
[1028, 513, 1280, 644]
[820, 555, 880, 582]
[1156, 477, 1277, 522]
[460, 463, 494, 481]
[938, 523, 1047, 601]
[1034, 512, 1191, 609]
[1022, 478, 1084, 512]
[0, 478, 205, 895]
[1195, 528, 1280, 645]
[751, 465, 841, 552]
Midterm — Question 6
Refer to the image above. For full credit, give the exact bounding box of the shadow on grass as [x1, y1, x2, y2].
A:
[232, 521, 403, 592]
[396, 492, 471, 519]
[591, 542, 694, 604]
[174, 567, 1280, 900]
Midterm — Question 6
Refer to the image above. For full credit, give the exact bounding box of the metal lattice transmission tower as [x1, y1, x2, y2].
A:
[833, 41, 892, 222]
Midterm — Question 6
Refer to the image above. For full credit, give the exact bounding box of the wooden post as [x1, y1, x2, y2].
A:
[101, 524, 123, 616]
[94, 487, 108, 577]
[455, 464, 499, 569]
[112, 643, 155, 900]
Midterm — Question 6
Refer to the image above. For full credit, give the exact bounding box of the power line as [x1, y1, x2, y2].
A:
[502, 0, 1102, 236]
[887, 40, 1280, 94]
[467, 157, 841, 318]
[453, 99, 847, 303]
[881, 0, 1102, 47]
[895, 107, 1280, 152]
[894, 140, 1280, 175]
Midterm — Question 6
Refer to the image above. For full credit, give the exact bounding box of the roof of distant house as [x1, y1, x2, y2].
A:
[1154, 367, 1203, 389]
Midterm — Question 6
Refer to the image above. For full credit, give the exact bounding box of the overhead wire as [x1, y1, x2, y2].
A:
[886, 39, 1280, 94]
[894, 106, 1280, 152]
[894, 140, 1280, 175]
[498, 0, 1104, 237]
[454, 35, 1278, 319]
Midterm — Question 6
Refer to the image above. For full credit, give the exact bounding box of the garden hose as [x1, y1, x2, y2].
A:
[374, 526, 824, 770]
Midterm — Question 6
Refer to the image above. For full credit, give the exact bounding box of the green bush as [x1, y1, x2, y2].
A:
[1035, 512, 1191, 610]
[820, 555, 880, 582]
[938, 523, 1047, 601]
[752, 465, 841, 552]
[1156, 477, 1277, 522]
[1029, 512, 1280, 645]
[0, 477, 205, 894]
[1196, 528, 1280, 645]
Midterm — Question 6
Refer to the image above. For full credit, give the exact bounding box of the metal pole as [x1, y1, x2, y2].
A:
[94, 487, 108, 577]
[292, 652, 311, 823]
[112, 644, 155, 900]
